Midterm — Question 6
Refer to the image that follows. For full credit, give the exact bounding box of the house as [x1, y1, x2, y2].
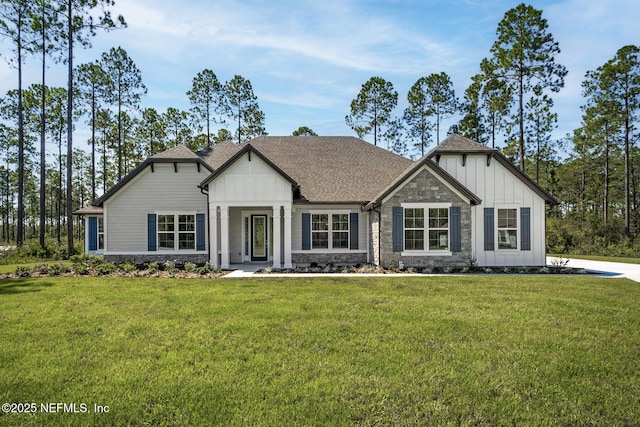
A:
[74, 134, 556, 268]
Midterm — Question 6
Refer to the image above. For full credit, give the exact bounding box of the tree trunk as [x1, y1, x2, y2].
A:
[17, 10, 24, 247]
[66, 0, 74, 257]
[39, 3, 46, 248]
[518, 70, 525, 171]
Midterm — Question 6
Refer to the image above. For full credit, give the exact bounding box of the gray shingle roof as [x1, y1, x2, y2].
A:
[197, 136, 414, 203]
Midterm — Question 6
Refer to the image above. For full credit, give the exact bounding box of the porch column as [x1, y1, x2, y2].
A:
[209, 204, 218, 267]
[220, 205, 230, 269]
[272, 205, 281, 268]
[283, 205, 292, 268]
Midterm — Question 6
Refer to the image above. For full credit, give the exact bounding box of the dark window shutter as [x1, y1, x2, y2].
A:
[349, 212, 359, 250]
[484, 208, 494, 251]
[392, 206, 404, 252]
[148, 214, 157, 252]
[88, 217, 98, 251]
[301, 213, 311, 250]
[196, 213, 206, 251]
[521, 207, 531, 251]
[450, 206, 461, 252]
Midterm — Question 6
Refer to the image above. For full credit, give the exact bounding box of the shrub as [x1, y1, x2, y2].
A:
[15, 266, 31, 278]
[119, 262, 137, 274]
[163, 261, 179, 274]
[96, 262, 116, 276]
[183, 262, 197, 273]
[146, 262, 159, 274]
[50, 263, 71, 276]
[73, 264, 90, 275]
[33, 263, 52, 275]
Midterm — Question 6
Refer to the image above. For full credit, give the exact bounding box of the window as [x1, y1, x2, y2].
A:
[404, 208, 424, 250]
[332, 214, 349, 249]
[428, 208, 449, 250]
[157, 214, 198, 251]
[158, 215, 175, 250]
[311, 214, 329, 249]
[178, 215, 195, 250]
[498, 208, 518, 249]
[309, 212, 352, 250]
[402, 205, 450, 252]
[97, 217, 104, 250]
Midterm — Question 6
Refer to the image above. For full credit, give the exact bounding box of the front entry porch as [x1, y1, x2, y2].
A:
[209, 204, 293, 269]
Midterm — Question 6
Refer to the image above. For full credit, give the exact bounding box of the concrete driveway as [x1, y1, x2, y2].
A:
[548, 257, 640, 282]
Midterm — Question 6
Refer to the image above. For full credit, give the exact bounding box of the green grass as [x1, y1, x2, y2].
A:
[0, 261, 73, 274]
[550, 253, 640, 265]
[1, 276, 639, 426]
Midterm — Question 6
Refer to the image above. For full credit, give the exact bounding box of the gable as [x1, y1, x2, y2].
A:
[380, 165, 478, 207]
[204, 150, 294, 204]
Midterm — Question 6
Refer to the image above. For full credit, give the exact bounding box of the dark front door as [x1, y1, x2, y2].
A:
[251, 215, 268, 261]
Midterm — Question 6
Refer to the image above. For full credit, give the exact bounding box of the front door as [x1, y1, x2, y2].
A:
[251, 215, 268, 261]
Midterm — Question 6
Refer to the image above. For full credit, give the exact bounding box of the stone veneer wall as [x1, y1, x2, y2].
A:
[378, 168, 473, 268]
[292, 252, 368, 266]
[104, 254, 210, 265]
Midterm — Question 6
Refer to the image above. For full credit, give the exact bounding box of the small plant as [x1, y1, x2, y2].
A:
[484, 267, 493, 274]
[443, 266, 453, 274]
[461, 266, 470, 273]
[550, 257, 570, 268]
[34, 263, 52, 275]
[146, 262, 159, 274]
[502, 267, 511, 273]
[120, 262, 137, 274]
[262, 267, 272, 274]
[196, 262, 213, 275]
[539, 266, 550, 274]
[519, 266, 530, 274]
[50, 263, 71, 276]
[466, 256, 478, 269]
[15, 266, 31, 278]
[406, 267, 415, 274]
[422, 267, 433, 274]
[183, 262, 197, 273]
[163, 261, 179, 275]
[73, 264, 90, 275]
[96, 261, 116, 276]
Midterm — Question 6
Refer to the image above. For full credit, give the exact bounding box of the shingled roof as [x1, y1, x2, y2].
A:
[197, 136, 414, 203]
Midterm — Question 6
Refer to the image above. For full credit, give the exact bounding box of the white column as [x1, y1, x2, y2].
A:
[272, 205, 281, 268]
[209, 204, 218, 267]
[220, 205, 230, 269]
[283, 205, 292, 268]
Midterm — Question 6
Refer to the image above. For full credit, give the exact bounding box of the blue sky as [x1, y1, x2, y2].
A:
[2, 0, 639, 156]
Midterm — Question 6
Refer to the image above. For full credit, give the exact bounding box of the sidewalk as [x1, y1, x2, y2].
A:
[223, 259, 640, 282]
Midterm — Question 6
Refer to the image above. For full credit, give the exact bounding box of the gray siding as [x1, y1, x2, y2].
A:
[104, 163, 208, 254]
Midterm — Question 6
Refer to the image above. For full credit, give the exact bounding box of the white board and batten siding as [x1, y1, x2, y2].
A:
[438, 154, 548, 266]
[104, 163, 208, 253]
[207, 153, 293, 205]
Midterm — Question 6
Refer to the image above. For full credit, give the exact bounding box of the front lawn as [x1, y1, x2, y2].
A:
[1, 276, 639, 426]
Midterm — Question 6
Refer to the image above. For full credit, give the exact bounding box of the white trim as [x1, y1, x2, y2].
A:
[382, 165, 474, 206]
[104, 251, 207, 255]
[292, 250, 368, 254]
[308, 210, 352, 251]
[495, 205, 521, 251]
[399, 203, 454, 256]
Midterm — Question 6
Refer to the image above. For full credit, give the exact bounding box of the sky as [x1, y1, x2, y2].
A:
[1, 0, 639, 157]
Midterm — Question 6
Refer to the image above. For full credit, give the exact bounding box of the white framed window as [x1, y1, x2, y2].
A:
[401, 203, 451, 254]
[309, 211, 352, 250]
[157, 213, 197, 251]
[97, 217, 104, 250]
[497, 208, 518, 250]
[404, 208, 425, 250]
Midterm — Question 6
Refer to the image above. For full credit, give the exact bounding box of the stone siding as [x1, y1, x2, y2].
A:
[292, 252, 368, 266]
[104, 254, 210, 265]
[379, 168, 473, 268]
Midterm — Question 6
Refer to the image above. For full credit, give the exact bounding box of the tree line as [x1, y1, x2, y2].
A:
[0, 1, 639, 257]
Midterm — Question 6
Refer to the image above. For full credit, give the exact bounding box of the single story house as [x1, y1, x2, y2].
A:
[74, 134, 557, 268]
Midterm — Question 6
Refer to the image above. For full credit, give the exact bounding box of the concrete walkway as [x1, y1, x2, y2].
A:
[223, 258, 640, 282]
[548, 256, 640, 282]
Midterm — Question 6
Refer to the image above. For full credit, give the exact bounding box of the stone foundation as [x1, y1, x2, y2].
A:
[292, 252, 368, 266]
[104, 254, 210, 265]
